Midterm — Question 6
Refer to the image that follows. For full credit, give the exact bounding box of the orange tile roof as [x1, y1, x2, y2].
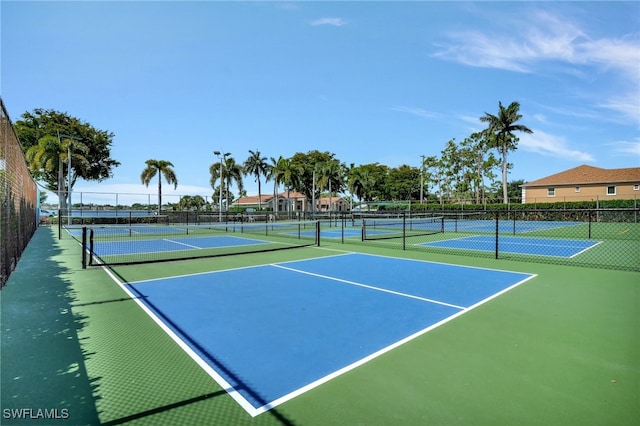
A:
[522, 165, 640, 187]
[233, 191, 307, 205]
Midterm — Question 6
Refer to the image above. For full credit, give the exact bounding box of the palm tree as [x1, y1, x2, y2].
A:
[141, 159, 178, 213]
[317, 159, 343, 214]
[25, 134, 89, 212]
[243, 150, 268, 210]
[480, 101, 532, 204]
[270, 156, 302, 218]
[346, 165, 370, 207]
[210, 156, 244, 210]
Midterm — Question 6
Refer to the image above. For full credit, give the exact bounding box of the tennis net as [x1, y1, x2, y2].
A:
[362, 215, 444, 240]
[82, 220, 320, 266]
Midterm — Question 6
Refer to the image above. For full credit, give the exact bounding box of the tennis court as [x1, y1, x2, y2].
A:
[91, 235, 270, 258]
[2, 226, 638, 425]
[421, 235, 600, 257]
[79, 221, 320, 265]
[120, 253, 535, 416]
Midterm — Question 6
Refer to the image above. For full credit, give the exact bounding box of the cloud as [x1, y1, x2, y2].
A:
[276, 3, 300, 11]
[596, 93, 640, 124]
[609, 138, 640, 157]
[432, 10, 640, 79]
[432, 9, 640, 126]
[392, 106, 439, 119]
[532, 113, 548, 124]
[519, 130, 595, 162]
[310, 17, 347, 27]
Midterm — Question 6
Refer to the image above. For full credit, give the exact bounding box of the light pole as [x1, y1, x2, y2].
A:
[213, 151, 230, 223]
[57, 132, 79, 225]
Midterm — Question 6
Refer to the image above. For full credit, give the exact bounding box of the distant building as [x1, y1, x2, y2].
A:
[232, 191, 308, 213]
[232, 192, 349, 213]
[521, 165, 640, 203]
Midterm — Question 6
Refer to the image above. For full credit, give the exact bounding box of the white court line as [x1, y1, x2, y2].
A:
[271, 263, 466, 310]
[570, 240, 603, 258]
[96, 263, 261, 416]
[163, 238, 202, 249]
[109, 251, 536, 417]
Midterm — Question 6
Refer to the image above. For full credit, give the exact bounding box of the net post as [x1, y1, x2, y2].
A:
[316, 220, 321, 246]
[361, 219, 366, 241]
[81, 227, 87, 269]
[58, 208, 62, 239]
[89, 228, 95, 266]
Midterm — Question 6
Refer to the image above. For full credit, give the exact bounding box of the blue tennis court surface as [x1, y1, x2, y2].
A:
[421, 235, 600, 257]
[125, 253, 535, 416]
[92, 235, 268, 257]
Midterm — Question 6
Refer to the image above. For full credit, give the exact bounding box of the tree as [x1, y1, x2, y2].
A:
[289, 151, 339, 211]
[243, 150, 268, 210]
[480, 101, 533, 204]
[268, 156, 302, 217]
[383, 165, 421, 201]
[356, 163, 388, 202]
[422, 156, 441, 203]
[140, 160, 178, 213]
[209, 155, 243, 210]
[177, 195, 206, 211]
[458, 132, 500, 204]
[25, 134, 91, 212]
[439, 139, 461, 202]
[16, 109, 120, 202]
[317, 159, 344, 214]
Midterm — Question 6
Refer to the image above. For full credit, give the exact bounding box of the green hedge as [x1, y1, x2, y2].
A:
[384, 199, 639, 212]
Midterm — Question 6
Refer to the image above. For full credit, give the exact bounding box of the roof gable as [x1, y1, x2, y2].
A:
[523, 165, 640, 187]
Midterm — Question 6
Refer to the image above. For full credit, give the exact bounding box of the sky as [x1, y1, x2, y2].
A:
[2, 0, 639, 206]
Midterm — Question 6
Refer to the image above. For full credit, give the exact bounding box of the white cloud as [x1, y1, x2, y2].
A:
[519, 130, 595, 162]
[310, 17, 347, 27]
[532, 113, 548, 124]
[392, 106, 439, 119]
[609, 138, 640, 158]
[597, 93, 640, 124]
[432, 10, 640, 126]
[432, 32, 534, 72]
[433, 10, 640, 79]
[276, 3, 299, 11]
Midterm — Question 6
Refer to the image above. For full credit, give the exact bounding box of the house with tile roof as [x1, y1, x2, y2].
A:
[232, 191, 349, 213]
[520, 165, 640, 203]
[232, 191, 309, 213]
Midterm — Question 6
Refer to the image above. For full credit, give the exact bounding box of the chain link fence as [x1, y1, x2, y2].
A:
[339, 209, 639, 272]
[0, 99, 38, 287]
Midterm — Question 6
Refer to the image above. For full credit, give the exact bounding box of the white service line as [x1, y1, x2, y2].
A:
[270, 263, 466, 310]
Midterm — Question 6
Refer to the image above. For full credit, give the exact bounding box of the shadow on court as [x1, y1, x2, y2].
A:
[0, 227, 100, 424]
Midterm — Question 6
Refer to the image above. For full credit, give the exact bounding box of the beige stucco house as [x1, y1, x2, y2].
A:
[233, 191, 349, 213]
[521, 165, 640, 203]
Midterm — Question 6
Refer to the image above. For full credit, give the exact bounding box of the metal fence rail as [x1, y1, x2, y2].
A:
[0, 99, 38, 287]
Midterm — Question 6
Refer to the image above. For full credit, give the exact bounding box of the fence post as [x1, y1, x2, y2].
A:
[495, 211, 499, 259]
[402, 212, 406, 250]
